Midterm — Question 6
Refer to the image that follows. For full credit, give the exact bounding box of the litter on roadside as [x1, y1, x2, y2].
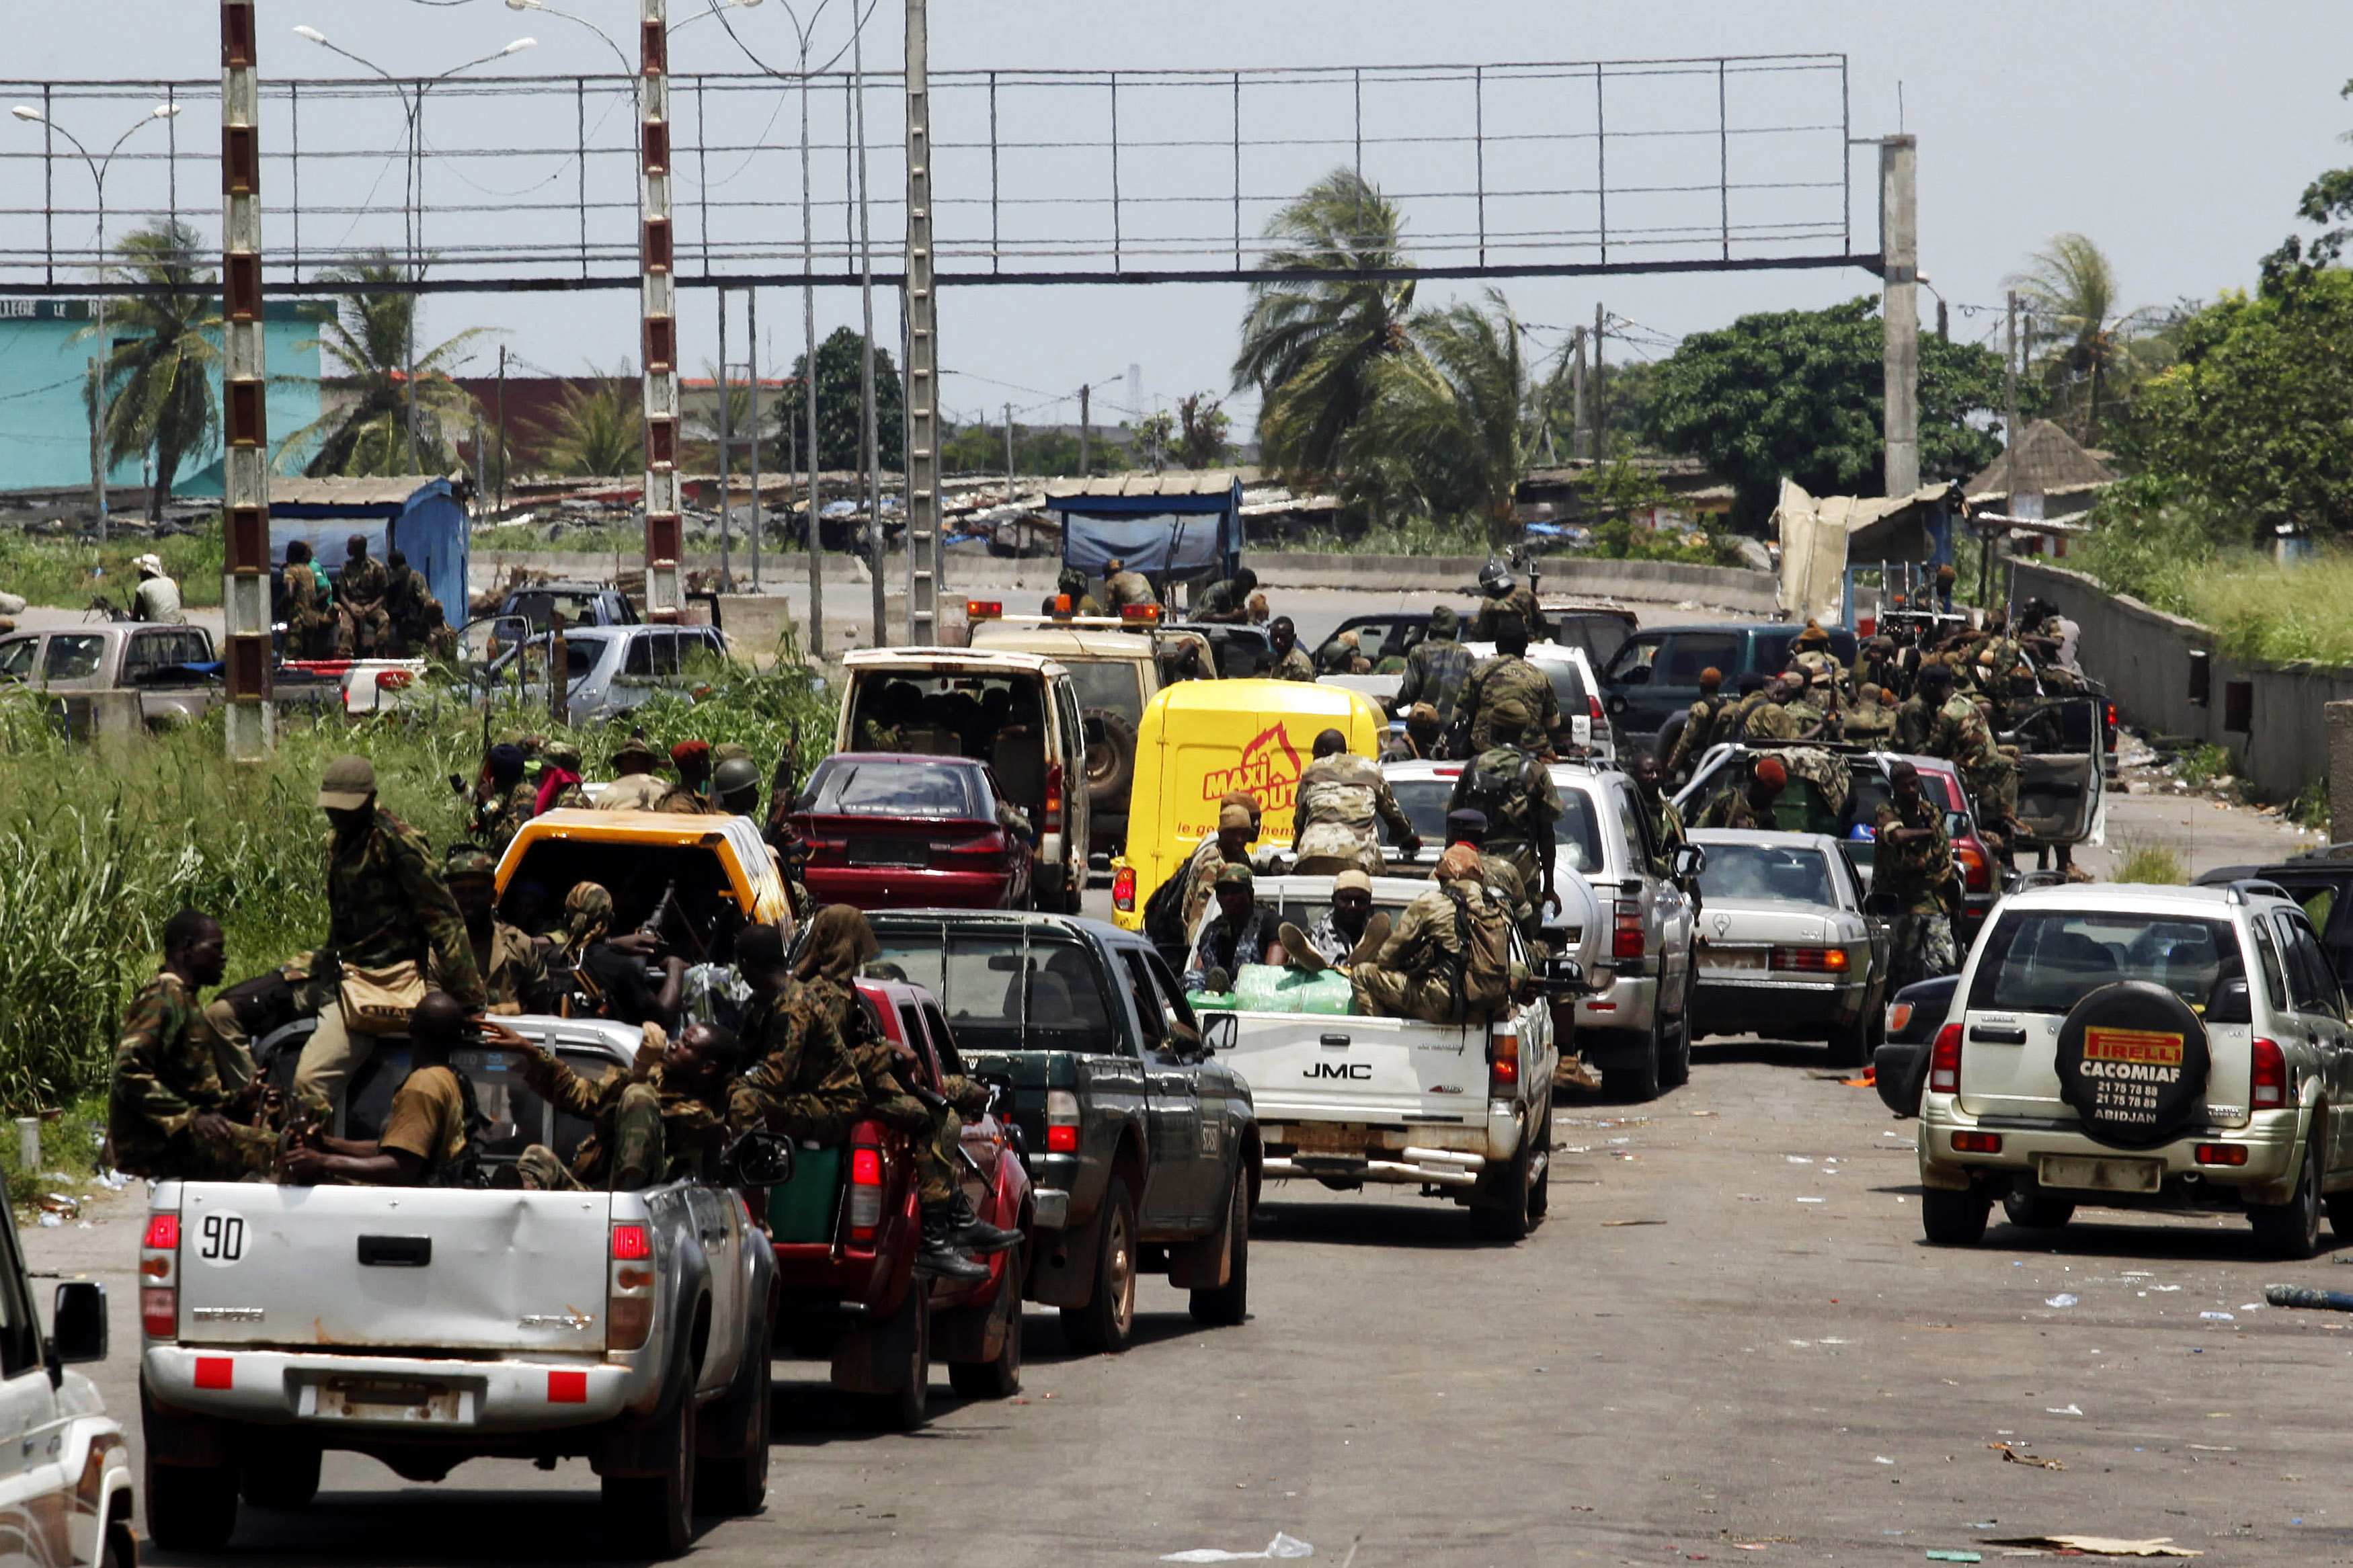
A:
[1600, 1219, 1666, 1227]
[1980, 1536, 2200, 1558]
[1925, 1553, 1983, 1564]
[1160, 1533, 1314, 1563]
[1985, 1442, 2064, 1471]
[2045, 1404, 2083, 1416]
[2044, 1294, 2079, 1308]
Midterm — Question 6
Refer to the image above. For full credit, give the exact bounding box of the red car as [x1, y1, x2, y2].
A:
[764, 978, 1033, 1428]
[791, 753, 1035, 910]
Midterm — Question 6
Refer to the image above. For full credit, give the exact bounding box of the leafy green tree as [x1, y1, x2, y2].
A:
[1642, 296, 2015, 530]
[82, 220, 220, 520]
[2118, 270, 2353, 542]
[1232, 169, 1417, 485]
[2265, 77, 2353, 286]
[1174, 393, 1231, 469]
[536, 368, 643, 477]
[278, 257, 491, 477]
[1353, 290, 1533, 545]
[1529, 349, 1661, 461]
[789, 326, 903, 470]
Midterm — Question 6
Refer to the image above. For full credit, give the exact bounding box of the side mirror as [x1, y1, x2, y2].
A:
[2207, 976, 2254, 1027]
[1198, 1013, 1239, 1054]
[1672, 843, 1708, 880]
[723, 1130, 797, 1189]
[50, 1280, 106, 1367]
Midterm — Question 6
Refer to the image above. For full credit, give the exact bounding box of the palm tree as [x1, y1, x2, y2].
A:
[1354, 290, 1533, 544]
[81, 220, 221, 521]
[538, 368, 644, 477]
[276, 257, 490, 477]
[2009, 233, 2146, 446]
[1231, 169, 1417, 485]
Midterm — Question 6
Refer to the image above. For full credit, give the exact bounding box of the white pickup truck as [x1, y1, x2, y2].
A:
[1190, 874, 1575, 1239]
[138, 1017, 784, 1559]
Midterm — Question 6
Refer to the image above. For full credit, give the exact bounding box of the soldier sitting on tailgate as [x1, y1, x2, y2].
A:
[1292, 729, 1421, 876]
[1441, 808, 1537, 946]
[107, 909, 282, 1182]
[1322, 846, 1513, 1024]
[1282, 868, 1393, 970]
[1181, 864, 1289, 993]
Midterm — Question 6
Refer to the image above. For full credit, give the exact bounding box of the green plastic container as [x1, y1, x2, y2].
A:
[764, 1145, 843, 1243]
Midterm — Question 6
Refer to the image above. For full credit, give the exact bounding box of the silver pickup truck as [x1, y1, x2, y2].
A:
[0, 622, 346, 729]
[138, 1017, 783, 1560]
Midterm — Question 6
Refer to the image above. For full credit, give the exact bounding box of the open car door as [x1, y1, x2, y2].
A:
[2002, 694, 2107, 847]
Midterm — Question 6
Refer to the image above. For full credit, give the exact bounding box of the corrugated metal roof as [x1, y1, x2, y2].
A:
[268, 475, 448, 507]
[1042, 469, 1241, 501]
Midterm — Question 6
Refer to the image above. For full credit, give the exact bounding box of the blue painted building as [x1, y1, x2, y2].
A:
[0, 296, 324, 497]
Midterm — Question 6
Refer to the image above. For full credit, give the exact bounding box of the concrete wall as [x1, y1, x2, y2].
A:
[2012, 559, 2353, 803]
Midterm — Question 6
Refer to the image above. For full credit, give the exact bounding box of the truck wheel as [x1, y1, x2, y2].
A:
[602, 1393, 696, 1560]
[949, 1241, 1026, 1399]
[1599, 1023, 1663, 1104]
[1826, 1008, 1873, 1069]
[146, 1456, 239, 1553]
[1060, 1176, 1138, 1354]
[870, 1284, 932, 1432]
[1660, 971, 1696, 1089]
[1470, 1129, 1535, 1241]
[2252, 1131, 2326, 1261]
[695, 1333, 772, 1516]
[241, 1436, 323, 1510]
[1189, 1178, 1250, 1327]
[1527, 1105, 1553, 1223]
[1921, 1187, 1991, 1246]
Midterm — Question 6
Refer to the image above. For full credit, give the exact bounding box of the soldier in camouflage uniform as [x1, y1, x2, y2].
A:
[108, 910, 280, 1180]
[1852, 635, 1904, 703]
[1343, 847, 1509, 1024]
[293, 755, 486, 1114]
[440, 846, 554, 1015]
[1103, 558, 1156, 611]
[1394, 604, 1476, 727]
[1047, 565, 1105, 618]
[1445, 808, 1537, 944]
[1445, 740, 1560, 915]
[1193, 567, 1258, 624]
[382, 550, 430, 656]
[1291, 729, 1421, 876]
[1713, 675, 1771, 751]
[657, 739, 718, 815]
[473, 743, 537, 852]
[1872, 760, 1959, 988]
[1629, 750, 1690, 880]
[1891, 686, 1937, 753]
[725, 925, 865, 1149]
[1843, 684, 1898, 745]
[1789, 622, 1851, 712]
[280, 539, 336, 659]
[1268, 617, 1316, 682]
[514, 1018, 745, 1190]
[1468, 558, 1545, 641]
[1918, 664, 2022, 853]
[336, 534, 391, 656]
[1693, 756, 1786, 831]
[535, 741, 590, 813]
[1662, 666, 1729, 783]
[1743, 674, 1820, 742]
[1453, 618, 1560, 754]
[1179, 798, 1260, 933]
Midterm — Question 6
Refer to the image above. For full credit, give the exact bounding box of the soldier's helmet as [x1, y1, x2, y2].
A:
[1477, 556, 1514, 597]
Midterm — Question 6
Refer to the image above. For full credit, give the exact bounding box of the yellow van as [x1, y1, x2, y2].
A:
[1109, 677, 1388, 930]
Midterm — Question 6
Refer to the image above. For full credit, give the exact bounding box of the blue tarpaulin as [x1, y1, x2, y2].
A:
[1045, 474, 1242, 586]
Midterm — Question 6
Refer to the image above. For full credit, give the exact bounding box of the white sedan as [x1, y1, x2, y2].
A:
[1686, 829, 1892, 1067]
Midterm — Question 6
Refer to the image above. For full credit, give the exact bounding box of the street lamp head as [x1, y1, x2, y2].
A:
[9, 106, 42, 124]
[151, 104, 181, 120]
[505, 0, 542, 9]
[501, 37, 539, 54]
[292, 24, 329, 44]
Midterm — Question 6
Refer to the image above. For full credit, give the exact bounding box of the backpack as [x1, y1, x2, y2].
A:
[1458, 747, 1538, 838]
[1142, 863, 1194, 950]
[426, 1066, 495, 1190]
[1445, 884, 1514, 1018]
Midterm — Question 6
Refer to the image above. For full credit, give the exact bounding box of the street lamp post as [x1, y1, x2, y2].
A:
[10, 101, 180, 542]
[290, 28, 535, 470]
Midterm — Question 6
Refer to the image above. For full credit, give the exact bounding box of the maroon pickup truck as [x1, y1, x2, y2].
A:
[764, 978, 1033, 1430]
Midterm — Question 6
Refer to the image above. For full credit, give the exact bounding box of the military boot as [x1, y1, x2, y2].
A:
[945, 1192, 1023, 1254]
[914, 1210, 990, 1282]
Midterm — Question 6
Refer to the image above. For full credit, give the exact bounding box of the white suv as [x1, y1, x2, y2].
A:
[1919, 881, 2353, 1259]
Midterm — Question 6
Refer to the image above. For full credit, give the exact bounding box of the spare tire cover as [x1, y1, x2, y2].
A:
[2052, 980, 2210, 1148]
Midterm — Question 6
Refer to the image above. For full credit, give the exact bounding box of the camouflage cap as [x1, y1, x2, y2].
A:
[542, 740, 584, 770]
[445, 845, 499, 881]
[1428, 604, 1459, 638]
[1213, 862, 1254, 891]
[317, 754, 376, 810]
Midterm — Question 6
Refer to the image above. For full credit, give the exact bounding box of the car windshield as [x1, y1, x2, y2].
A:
[1061, 658, 1144, 723]
[1387, 777, 1605, 874]
[865, 928, 1119, 1053]
[809, 759, 978, 818]
[1695, 842, 1836, 905]
[1968, 910, 2242, 1016]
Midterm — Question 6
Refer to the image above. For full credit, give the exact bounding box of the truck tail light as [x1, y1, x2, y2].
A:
[1886, 999, 1915, 1035]
[1950, 1130, 2002, 1154]
[1771, 946, 1850, 973]
[1119, 604, 1160, 624]
[1611, 899, 1644, 961]
[1045, 1088, 1080, 1154]
[141, 1212, 180, 1338]
[1044, 761, 1064, 825]
[2106, 702, 2118, 746]
[965, 600, 1002, 621]
[1588, 694, 1606, 725]
[1112, 866, 1136, 913]
[1488, 1031, 1520, 1096]
[2251, 1036, 2289, 1110]
[1955, 840, 1991, 894]
[2195, 1143, 2249, 1166]
[374, 668, 413, 691]
[608, 1221, 654, 1352]
[930, 829, 1006, 866]
[1929, 1022, 1963, 1094]
[847, 1141, 885, 1241]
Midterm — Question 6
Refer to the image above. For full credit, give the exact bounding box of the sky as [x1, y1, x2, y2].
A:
[6, 1, 2348, 440]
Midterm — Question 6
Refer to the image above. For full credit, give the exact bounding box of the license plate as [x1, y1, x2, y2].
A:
[848, 837, 926, 867]
[1702, 945, 1768, 971]
[308, 1377, 467, 1424]
[1287, 1124, 1363, 1155]
[2036, 1154, 2162, 1194]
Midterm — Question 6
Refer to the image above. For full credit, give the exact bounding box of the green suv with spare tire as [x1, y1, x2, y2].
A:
[1918, 881, 2353, 1260]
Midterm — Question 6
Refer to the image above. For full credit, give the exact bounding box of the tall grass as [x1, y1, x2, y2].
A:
[0, 644, 836, 1114]
[2112, 839, 2188, 886]
[0, 528, 226, 610]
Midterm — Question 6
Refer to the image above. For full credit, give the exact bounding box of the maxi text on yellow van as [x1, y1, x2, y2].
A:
[1109, 677, 1387, 931]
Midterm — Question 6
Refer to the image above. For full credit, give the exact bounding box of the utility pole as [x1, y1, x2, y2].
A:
[1591, 302, 1607, 466]
[1568, 325, 1589, 462]
[747, 290, 760, 589]
[219, 0, 272, 759]
[494, 344, 508, 518]
[853, 17, 884, 648]
[902, 0, 941, 645]
[717, 288, 733, 587]
[1991, 287, 2021, 610]
[1878, 134, 1921, 497]
[797, 9, 822, 657]
[1078, 383, 1091, 474]
[1004, 403, 1015, 505]
[638, 0, 684, 626]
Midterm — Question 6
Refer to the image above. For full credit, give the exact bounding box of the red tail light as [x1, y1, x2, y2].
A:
[609, 1223, 651, 1261]
[1951, 1130, 2002, 1154]
[1611, 899, 1644, 961]
[374, 668, 413, 691]
[1045, 1088, 1080, 1154]
[608, 1223, 655, 1350]
[1112, 866, 1137, 912]
[965, 600, 1002, 620]
[1488, 1031, 1520, 1096]
[1955, 840, 1991, 894]
[1044, 761, 1064, 824]
[143, 1214, 180, 1251]
[1120, 603, 1160, 623]
[1771, 946, 1851, 973]
[141, 1212, 181, 1338]
[1929, 1022, 1963, 1094]
[847, 1141, 885, 1241]
[1588, 695, 1605, 723]
[2251, 1036, 2288, 1110]
[930, 829, 1008, 865]
[141, 1290, 178, 1339]
[2195, 1143, 2249, 1166]
[1046, 1124, 1080, 1153]
[2106, 702, 2118, 739]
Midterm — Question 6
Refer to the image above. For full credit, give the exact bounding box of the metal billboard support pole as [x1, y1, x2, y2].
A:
[902, 0, 940, 646]
[639, 0, 684, 624]
[1879, 134, 1920, 497]
[220, 0, 273, 759]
